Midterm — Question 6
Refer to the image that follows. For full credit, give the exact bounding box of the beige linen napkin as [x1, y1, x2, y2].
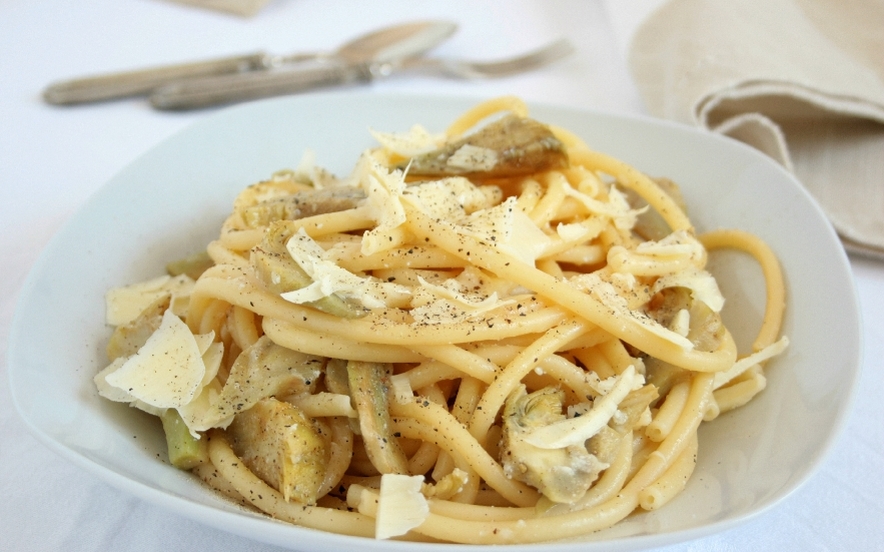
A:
[627, 0, 884, 259]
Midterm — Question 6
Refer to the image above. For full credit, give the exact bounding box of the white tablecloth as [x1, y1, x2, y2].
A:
[1, 1, 881, 550]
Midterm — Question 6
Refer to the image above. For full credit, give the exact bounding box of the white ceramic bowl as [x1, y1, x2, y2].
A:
[8, 92, 862, 551]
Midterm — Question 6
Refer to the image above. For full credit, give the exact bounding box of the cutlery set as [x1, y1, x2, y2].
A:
[43, 21, 573, 110]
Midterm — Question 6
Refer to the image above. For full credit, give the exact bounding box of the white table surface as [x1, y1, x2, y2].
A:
[1, 1, 881, 550]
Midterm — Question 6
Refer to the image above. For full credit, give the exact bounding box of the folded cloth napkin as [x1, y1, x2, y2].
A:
[617, 0, 884, 259]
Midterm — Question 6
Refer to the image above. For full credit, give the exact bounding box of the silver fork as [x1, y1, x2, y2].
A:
[149, 39, 574, 110]
[390, 38, 574, 79]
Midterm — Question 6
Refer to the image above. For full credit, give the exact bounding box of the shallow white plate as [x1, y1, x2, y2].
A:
[8, 92, 862, 551]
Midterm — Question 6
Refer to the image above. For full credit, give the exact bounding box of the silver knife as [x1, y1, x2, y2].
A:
[149, 21, 456, 110]
[42, 20, 456, 106]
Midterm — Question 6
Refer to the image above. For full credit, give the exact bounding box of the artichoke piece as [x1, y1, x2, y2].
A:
[347, 360, 409, 475]
[251, 220, 366, 318]
[177, 335, 323, 435]
[611, 384, 658, 433]
[228, 397, 330, 504]
[404, 115, 568, 178]
[212, 335, 322, 421]
[251, 221, 312, 292]
[644, 356, 689, 399]
[686, 298, 726, 353]
[586, 425, 623, 467]
[166, 250, 213, 280]
[324, 358, 350, 395]
[500, 386, 607, 504]
[648, 287, 725, 353]
[106, 294, 171, 361]
[424, 468, 470, 500]
[160, 408, 208, 470]
[241, 187, 366, 229]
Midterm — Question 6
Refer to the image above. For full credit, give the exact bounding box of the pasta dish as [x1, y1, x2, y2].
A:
[94, 97, 788, 543]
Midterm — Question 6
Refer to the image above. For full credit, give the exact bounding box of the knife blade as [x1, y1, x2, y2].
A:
[42, 20, 456, 106]
[148, 21, 456, 110]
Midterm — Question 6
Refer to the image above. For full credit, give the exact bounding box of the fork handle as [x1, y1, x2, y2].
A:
[149, 62, 371, 110]
[42, 52, 269, 105]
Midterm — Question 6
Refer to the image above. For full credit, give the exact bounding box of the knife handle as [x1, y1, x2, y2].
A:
[148, 62, 371, 110]
[42, 52, 269, 105]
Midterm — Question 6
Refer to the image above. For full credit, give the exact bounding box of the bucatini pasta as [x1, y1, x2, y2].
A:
[94, 97, 788, 543]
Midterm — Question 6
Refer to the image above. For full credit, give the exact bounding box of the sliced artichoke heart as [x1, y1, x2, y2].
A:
[178, 335, 323, 435]
[281, 227, 411, 311]
[241, 186, 366, 229]
[347, 360, 409, 475]
[500, 384, 608, 504]
[402, 115, 568, 178]
[228, 397, 330, 504]
[571, 272, 695, 350]
[522, 365, 642, 449]
[251, 220, 379, 318]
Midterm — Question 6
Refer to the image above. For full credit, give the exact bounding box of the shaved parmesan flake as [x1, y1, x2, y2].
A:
[177, 379, 229, 437]
[572, 272, 695, 350]
[199, 341, 224, 387]
[416, 276, 503, 310]
[446, 144, 499, 172]
[561, 180, 644, 230]
[94, 358, 135, 403]
[409, 274, 514, 325]
[359, 158, 499, 257]
[361, 155, 408, 256]
[283, 228, 409, 309]
[370, 125, 443, 157]
[670, 308, 691, 337]
[375, 474, 430, 539]
[458, 197, 549, 265]
[652, 268, 726, 313]
[101, 310, 205, 409]
[603, 272, 651, 311]
[192, 331, 216, 356]
[424, 468, 469, 500]
[403, 177, 492, 218]
[390, 374, 415, 404]
[399, 176, 548, 266]
[294, 149, 318, 179]
[293, 149, 339, 189]
[713, 336, 790, 389]
[105, 274, 194, 326]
